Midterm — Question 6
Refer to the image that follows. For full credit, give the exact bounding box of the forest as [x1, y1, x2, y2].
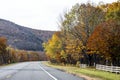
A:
[43, 1, 120, 66]
[0, 19, 54, 51]
[0, 37, 46, 65]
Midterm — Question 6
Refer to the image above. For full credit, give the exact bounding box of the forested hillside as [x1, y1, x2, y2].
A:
[0, 19, 54, 51]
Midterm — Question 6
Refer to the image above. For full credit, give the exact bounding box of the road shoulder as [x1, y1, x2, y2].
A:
[42, 62, 101, 80]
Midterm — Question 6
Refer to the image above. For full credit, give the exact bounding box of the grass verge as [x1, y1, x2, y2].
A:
[43, 62, 120, 80]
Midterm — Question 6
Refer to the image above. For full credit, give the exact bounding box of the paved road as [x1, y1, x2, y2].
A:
[0, 62, 84, 80]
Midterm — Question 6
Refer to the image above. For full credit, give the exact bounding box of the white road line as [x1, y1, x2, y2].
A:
[6, 74, 12, 78]
[39, 65, 58, 80]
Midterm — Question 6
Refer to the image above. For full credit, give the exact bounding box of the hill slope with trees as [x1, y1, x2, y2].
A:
[0, 19, 54, 51]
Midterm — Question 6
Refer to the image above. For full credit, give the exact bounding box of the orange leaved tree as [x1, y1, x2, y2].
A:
[87, 20, 120, 66]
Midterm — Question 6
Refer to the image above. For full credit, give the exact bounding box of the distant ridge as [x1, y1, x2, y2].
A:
[0, 19, 54, 51]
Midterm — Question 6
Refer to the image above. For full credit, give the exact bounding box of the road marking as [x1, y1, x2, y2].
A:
[39, 65, 58, 80]
[6, 74, 12, 78]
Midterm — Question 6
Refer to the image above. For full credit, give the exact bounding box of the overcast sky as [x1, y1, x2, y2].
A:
[0, 0, 117, 31]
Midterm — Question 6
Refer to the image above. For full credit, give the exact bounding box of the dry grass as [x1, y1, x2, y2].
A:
[43, 62, 120, 80]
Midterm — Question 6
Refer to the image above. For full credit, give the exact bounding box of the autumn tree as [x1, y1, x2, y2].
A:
[44, 1, 120, 66]
[27, 51, 40, 61]
[60, 3, 105, 65]
[6, 47, 18, 63]
[43, 32, 64, 63]
[0, 37, 9, 64]
[87, 20, 120, 66]
[65, 37, 83, 64]
[105, 1, 120, 21]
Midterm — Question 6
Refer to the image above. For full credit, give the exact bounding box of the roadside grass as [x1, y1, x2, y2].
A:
[75, 68, 120, 80]
[43, 62, 120, 80]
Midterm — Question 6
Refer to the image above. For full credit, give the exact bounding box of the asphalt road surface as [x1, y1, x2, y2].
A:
[0, 62, 84, 80]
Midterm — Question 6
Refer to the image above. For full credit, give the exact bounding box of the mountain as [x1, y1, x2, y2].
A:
[0, 19, 54, 51]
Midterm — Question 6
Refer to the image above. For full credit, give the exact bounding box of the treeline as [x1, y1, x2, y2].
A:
[0, 37, 46, 65]
[43, 1, 120, 66]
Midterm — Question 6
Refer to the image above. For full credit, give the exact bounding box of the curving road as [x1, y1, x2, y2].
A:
[0, 62, 84, 80]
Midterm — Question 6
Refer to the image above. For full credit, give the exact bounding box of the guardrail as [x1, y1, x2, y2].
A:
[80, 64, 120, 73]
[96, 64, 120, 73]
[79, 64, 87, 68]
